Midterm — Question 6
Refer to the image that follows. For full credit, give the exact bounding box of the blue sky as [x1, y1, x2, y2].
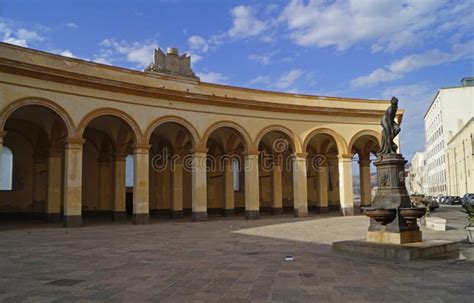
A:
[1, 0, 473, 161]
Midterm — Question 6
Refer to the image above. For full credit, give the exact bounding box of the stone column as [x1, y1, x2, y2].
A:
[192, 151, 207, 221]
[338, 154, 354, 216]
[293, 153, 308, 217]
[63, 139, 84, 227]
[0, 131, 5, 188]
[223, 160, 235, 216]
[46, 150, 62, 223]
[98, 156, 113, 216]
[244, 152, 259, 219]
[171, 157, 184, 218]
[132, 145, 150, 224]
[32, 151, 47, 217]
[113, 155, 126, 221]
[315, 155, 329, 213]
[359, 155, 372, 207]
[271, 156, 283, 215]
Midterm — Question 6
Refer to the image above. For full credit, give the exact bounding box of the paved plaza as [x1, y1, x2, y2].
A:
[1, 206, 473, 302]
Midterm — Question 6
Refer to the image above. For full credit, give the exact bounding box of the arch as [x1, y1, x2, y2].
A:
[0, 97, 75, 136]
[348, 130, 382, 153]
[200, 121, 252, 152]
[303, 128, 348, 155]
[144, 115, 199, 147]
[254, 125, 302, 154]
[77, 108, 142, 143]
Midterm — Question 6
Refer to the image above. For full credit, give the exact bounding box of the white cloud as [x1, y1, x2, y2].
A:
[248, 53, 271, 65]
[275, 69, 304, 89]
[228, 5, 268, 39]
[352, 40, 474, 87]
[97, 39, 159, 68]
[65, 22, 78, 29]
[279, 0, 472, 52]
[187, 35, 208, 53]
[197, 72, 228, 84]
[249, 69, 307, 91]
[50, 49, 77, 58]
[351, 68, 401, 87]
[0, 19, 43, 47]
[249, 75, 272, 86]
[185, 51, 202, 64]
[93, 57, 112, 65]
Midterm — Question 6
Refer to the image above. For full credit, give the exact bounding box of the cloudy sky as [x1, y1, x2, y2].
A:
[1, 0, 473, 161]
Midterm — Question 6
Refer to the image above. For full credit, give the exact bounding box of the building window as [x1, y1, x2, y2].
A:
[126, 154, 134, 187]
[1, 146, 13, 191]
[233, 158, 240, 191]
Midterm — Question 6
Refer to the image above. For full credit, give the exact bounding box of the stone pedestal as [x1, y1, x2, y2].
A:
[367, 153, 421, 243]
[367, 230, 422, 245]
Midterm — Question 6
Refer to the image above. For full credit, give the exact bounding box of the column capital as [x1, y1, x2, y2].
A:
[0, 130, 7, 141]
[191, 146, 208, 154]
[65, 138, 85, 149]
[48, 147, 63, 157]
[192, 151, 207, 158]
[244, 150, 260, 157]
[114, 153, 127, 161]
[293, 152, 308, 159]
[133, 144, 151, 154]
[339, 153, 353, 160]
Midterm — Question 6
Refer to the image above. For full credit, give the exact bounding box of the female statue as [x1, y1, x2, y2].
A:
[379, 97, 400, 154]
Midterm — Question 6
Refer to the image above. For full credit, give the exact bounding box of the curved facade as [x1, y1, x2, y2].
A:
[0, 43, 403, 226]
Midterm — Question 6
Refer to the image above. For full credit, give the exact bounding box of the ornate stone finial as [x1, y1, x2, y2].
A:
[379, 96, 400, 155]
[144, 47, 200, 81]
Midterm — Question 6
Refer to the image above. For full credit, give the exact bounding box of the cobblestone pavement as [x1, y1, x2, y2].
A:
[0, 206, 473, 302]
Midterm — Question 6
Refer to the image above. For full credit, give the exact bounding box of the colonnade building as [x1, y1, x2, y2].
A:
[0, 43, 403, 227]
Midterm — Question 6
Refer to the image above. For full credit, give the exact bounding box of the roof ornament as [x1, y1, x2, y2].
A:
[144, 47, 200, 81]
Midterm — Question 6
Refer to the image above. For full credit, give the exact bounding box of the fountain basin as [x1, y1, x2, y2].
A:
[363, 208, 396, 225]
[399, 207, 426, 220]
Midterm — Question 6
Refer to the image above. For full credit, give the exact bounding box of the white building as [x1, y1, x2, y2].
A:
[424, 77, 474, 196]
[406, 152, 426, 195]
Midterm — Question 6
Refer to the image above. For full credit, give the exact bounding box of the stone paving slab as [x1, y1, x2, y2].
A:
[0, 207, 473, 302]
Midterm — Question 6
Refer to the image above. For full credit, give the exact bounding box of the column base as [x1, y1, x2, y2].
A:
[315, 206, 329, 214]
[63, 215, 82, 228]
[245, 210, 260, 220]
[132, 213, 149, 224]
[192, 211, 208, 222]
[222, 209, 235, 216]
[113, 211, 127, 221]
[341, 207, 354, 216]
[294, 208, 308, 217]
[171, 210, 184, 219]
[271, 207, 283, 215]
[45, 213, 61, 223]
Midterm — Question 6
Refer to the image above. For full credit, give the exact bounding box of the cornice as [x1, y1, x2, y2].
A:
[0, 55, 401, 119]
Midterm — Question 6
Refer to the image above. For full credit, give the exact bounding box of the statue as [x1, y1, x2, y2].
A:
[379, 96, 400, 154]
[144, 47, 200, 81]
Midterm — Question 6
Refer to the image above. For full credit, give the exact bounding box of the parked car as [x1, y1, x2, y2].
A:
[445, 196, 463, 205]
[428, 198, 440, 211]
[438, 196, 449, 204]
[462, 193, 474, 206]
